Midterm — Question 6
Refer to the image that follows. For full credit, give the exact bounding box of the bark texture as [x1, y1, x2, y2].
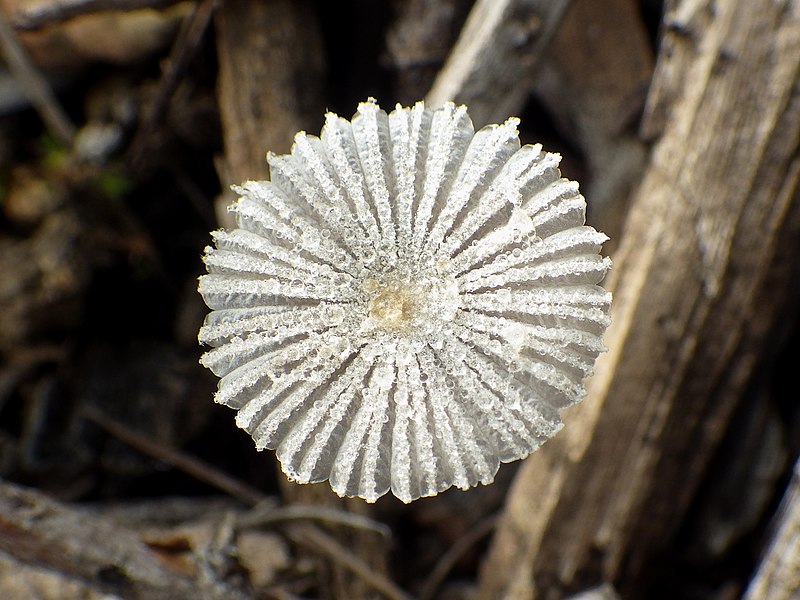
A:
[531, 0, 653, 245]
[0, 480, 245, 600]
[427, 0, 571, 126]
[215, 0, 325, 223]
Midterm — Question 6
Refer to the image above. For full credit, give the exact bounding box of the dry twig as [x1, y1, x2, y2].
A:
[287, 524, 415, 600]
[237, 504, 391, 538]
[0, 11, 74, 144]
[743, 458, 800, 600]
[13, 0, 183, 30]
[82, 406, 412, 600]
[419, 514, 498, 600]
[427, 0, 571, 125]
[0, 480, 223, 599]
[129, 0, 220, 167]
[82, 404, 266, 506]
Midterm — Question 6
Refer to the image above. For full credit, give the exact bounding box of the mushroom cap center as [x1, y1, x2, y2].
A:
[364, 272, 460, 334]
[368, 286, 417, 330]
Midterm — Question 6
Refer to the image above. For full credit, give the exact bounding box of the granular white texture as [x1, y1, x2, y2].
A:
[198, 99, 611, 503]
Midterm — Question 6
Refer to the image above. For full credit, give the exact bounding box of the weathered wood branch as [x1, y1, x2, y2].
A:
[0, 480, 242, 599]
[531, 0, 653, 245]
[215, 0, 325, 221]
[386, 0, 471, 104]
[0, 9, 75, 144]
[426, 0, 571, 126]
[479, 0, 800, 597]
[743, 458, 800, 600]
[12, 0, 182, 30]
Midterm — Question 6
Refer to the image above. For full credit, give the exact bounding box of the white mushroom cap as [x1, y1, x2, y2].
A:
[198, 99, 611, 503]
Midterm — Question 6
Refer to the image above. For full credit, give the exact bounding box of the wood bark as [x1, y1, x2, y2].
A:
[215, 0, 325, 224]
[386, 0, 472, 104]
[479, 0, 800, 597]
[0, 480, 245, 600]
[531, 0, 653, 246]
[426, 0, 571, 126]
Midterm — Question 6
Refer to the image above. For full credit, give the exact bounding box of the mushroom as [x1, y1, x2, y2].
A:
[198, 99, 611, 503]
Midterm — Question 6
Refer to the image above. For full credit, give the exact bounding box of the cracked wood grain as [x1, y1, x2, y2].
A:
[426, 0, 571, 126]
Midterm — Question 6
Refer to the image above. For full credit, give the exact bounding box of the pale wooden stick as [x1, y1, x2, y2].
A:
[743, 458, 800, 600]
[287, 524, 415, 600]
[14, 0, 181, 30]
[0, 11, 74, 144]
[426, 0, 571, 125]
